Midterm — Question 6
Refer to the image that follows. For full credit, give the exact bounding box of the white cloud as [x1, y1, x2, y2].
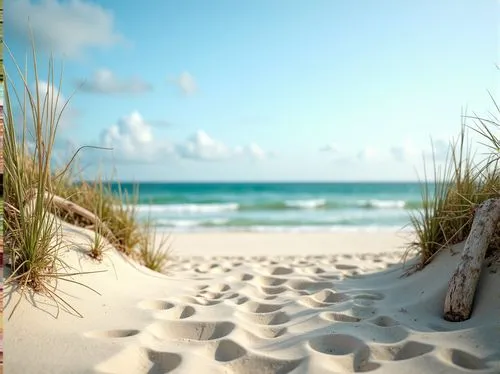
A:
[99, 112, 270, 163]
[176, 131, 270, 161]
[169, 71, 197, 95]
[7, 0, 123, 58]
[100, 111, 172, 162]
[176, 131, 230, 161]
[79, 69, 152, 94]
[33, 80, 78, 128]
[318, 139, 452, 165]
[36, 80, 66, 112]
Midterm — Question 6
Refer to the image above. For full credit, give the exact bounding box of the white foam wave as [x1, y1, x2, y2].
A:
[134, 203, 239, 214]
[357, 199, 406, 209]
[284, 199, 327, 209]
[157, 218, 230, 227]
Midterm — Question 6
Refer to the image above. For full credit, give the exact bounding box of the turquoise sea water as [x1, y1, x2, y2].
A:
[110, 182, 425, 232]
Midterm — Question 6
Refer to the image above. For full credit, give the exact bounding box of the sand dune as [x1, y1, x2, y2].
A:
[4, 222, 500, 373]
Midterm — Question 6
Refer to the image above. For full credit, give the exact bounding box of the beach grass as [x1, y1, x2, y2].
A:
[4, 47, 67, 293]
[408, 107, 500, 269]
[138, 216, 172, 273]
[3, 44, 171, 310]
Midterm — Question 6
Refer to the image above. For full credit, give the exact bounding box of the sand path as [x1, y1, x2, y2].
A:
[4, 223, 500, 373]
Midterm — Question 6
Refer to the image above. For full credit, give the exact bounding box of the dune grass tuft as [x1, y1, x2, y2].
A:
[3, 43, 172, 317]
[408, 105, 500, 269]
[3, 43, 105, 318]
[137, 216, 172, 273]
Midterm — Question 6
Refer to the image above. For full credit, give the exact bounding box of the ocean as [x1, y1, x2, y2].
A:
[110, 182, 425, 232]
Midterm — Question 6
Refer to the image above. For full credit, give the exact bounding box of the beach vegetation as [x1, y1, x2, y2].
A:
[3, 42, 171, 316]
[407, 103, 500, 269]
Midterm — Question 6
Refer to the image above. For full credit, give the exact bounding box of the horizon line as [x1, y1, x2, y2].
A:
[78, 179, 437, 184]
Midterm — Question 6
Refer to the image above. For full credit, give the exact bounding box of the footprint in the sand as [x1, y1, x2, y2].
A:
[259, 285, 289, 296]
[204, 283, 231, 293]
[368, 315, 400, 327]
[148, 320, 235, 341]
[320, 312, 362, 323]
[176, 295, 222, 306]
[317, 273, 343, 281]
[238, 323, 288, 343]
[226, 273, 254, 282]
[438, 348, 489, 370]
[300, 289, 351, 308]
[231, 296, 249, 305]
[350, 303, 378, 319]
[353, 292, 385, 301]
[314, 289, 351, 303]
[308, 333, 376, 372]
[268, 266, 294, 276]
[95, 346, 182, 374]
[161, 305, 196, 319]
[205, 339, 247, 362]
[85, 329, 141, 339]
[302, 266, 326, 274]
[308, 335, 436, 372]
[238, 300, 284, 313]
[254, 275, 288, 287]
[147, 350, 183, 373]
[308, 333, 365, 355]
[138, 300, 196, 319]
[335, 264, 358, 271]
[369, 340, 435, 361]
[213, 350, 303, 374]
[286, 279, 334, 293]
[198, 291, 224, 300]
[236, 310, 290, 326]
[195, 263, 231, 274]
[138, 300, 174, 311]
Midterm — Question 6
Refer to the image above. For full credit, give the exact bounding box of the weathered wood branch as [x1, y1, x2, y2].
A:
[443, 198, 500, 322]
[24, 189, 117, 244]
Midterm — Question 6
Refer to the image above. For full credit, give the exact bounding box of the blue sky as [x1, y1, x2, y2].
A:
[4, 0, 498, 181]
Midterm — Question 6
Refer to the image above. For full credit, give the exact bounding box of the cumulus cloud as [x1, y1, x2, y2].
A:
[176, 131, 271, 161]
[99, 112, 271, 163]
[36, 80, 66, 112]
[78, 69, 152, 94]
[100, 111, 172, 162]
[7, 0, 123, 58]
[176, 131, 230, 161]
[169, 71, 197, 95]
[32, 80, 78, 128]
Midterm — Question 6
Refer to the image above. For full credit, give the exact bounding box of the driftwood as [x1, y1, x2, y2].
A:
[24, 189, 117, 243]
[443, 198, 500, 322]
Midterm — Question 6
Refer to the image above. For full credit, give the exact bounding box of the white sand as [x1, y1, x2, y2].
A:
[5, 223, 500, 373]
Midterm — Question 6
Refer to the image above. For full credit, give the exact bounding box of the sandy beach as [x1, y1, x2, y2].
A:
[4, 1, 499, 372]
[4, 222, 500, 374]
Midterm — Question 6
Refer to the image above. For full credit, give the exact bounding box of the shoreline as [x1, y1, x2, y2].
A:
[168, 230, 414, 257]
